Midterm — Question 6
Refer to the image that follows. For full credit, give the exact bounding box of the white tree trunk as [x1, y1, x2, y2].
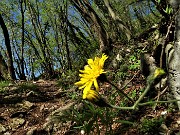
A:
[168, 2, 180, 110]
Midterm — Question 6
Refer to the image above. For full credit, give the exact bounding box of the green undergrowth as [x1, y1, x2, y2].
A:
[51, 100, 135, 134]
[0, 81, 11, 90]
[57, 70, 79, 90]
[139, 117, 165, 134]
[0, 81, 38, 94]
[16, 83, 38, 92]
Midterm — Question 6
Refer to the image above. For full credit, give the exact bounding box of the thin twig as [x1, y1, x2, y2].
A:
[154, 86, 168, 100]
[119, 70, 140, 91]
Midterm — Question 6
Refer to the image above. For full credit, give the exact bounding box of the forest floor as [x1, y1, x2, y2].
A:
[0, 79, 180, 135]
[0, 80, 77, 135]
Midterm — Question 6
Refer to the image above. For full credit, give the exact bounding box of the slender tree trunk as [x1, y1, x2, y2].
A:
[64, 0, 72, 70]
[70, 0, 111, 54]
[0, 14, 16, 80]
[27, 2, 54, 79]
[103, 0, 131, 41]
[168, 2, 180, 110]
[20, 0, 26, 80]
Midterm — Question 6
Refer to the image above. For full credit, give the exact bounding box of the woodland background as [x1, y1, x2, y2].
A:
[0, 0, 180, 134]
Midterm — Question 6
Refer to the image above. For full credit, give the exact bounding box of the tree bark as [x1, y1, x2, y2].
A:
[0, 14, 16, 80]
[168, 3, 180, 110]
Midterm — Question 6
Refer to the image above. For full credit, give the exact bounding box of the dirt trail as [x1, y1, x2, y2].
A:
[0, 80, 76, 135]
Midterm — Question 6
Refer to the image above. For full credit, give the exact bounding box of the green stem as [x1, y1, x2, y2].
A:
[131, 84, 151, 109]
[110, 105, 134, 110]
[110, 99, 180, 110]
[106, 80, 134, 103]
[105, 69, 171, 110]
[109, 81, 180, 110]
[109, 85, 151, 110]
[138, 99, 180, 106]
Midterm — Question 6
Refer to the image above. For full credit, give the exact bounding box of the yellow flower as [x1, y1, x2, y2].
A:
[83, 89, 100, 102]
[75, 54, 108, 92]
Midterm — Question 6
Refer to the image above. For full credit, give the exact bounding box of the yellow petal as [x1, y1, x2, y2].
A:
[93, 79, 99, 91]
[74, 81, 82, 86]
[83, 81, 93, 94]
[83, 86, 90, 99]
[83, 94, 87, 99]
[85, 90, 100, 102]
[99, 54, 108, 68]
[74, 78, 88, 86]
[88, 59, 94, 66]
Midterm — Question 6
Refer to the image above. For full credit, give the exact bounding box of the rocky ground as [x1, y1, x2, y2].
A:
[0, 80, 79, 135]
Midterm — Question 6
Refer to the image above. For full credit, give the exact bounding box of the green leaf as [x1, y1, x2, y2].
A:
[86, 119, 96, 134]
